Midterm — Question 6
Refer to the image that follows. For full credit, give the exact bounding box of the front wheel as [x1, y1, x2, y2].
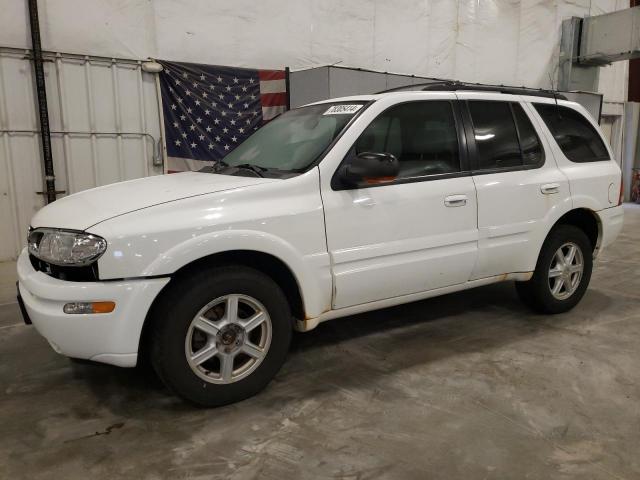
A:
[516, 225, 593, 314]
[150, 265, 292, 407]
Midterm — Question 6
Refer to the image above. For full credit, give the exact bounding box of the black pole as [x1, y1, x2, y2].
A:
[27, 0, 57, 204]
[285, 67, 291, 111]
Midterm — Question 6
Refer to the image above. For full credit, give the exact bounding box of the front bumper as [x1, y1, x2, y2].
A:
[17, 249, 170, 367]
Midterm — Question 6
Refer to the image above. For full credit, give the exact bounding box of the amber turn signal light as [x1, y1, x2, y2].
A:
[63, 301, 116, 314]
[364, 176, 397, 184]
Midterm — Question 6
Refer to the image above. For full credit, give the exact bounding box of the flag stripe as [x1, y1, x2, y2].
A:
[262, 105, 286, 121]
[260, 92, 287, 107]
[258, 70, 286, 81]
[259, 79, 287, 94]
[167, 156, 216, 173]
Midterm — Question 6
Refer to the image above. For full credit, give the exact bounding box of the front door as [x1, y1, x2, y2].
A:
[320, 97, 479, 309]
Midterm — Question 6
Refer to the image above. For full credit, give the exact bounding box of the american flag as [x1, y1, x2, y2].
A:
[158, 60, 288, 172]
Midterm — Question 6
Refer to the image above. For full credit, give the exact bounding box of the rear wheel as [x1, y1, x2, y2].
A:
[151, 265, 292, 407]
[516, 225, 593, 314]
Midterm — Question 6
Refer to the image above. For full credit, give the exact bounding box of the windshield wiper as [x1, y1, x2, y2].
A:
[198, 159, 230, 174]
[233, 163, 267, 177]
[214, 159, 229, 171]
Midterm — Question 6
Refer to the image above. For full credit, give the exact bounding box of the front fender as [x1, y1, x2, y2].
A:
[149, 230, 331, 319]
[90, 169, 331, 318]
[144, 230, 331, 317]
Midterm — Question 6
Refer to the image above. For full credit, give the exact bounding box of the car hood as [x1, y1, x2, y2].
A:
[30, 172, 275, 231]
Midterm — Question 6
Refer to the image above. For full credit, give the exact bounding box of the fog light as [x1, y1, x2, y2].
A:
[63, 301, 115, 314]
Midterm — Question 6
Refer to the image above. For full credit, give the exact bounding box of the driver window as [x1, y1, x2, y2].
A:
[353, 101, 461, 179]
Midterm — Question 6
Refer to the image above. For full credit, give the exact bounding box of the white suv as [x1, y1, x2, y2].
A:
[18, 85, 624, 406]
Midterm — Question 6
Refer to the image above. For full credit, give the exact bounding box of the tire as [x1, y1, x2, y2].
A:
[150, 265, 292, 407]
[515, 225, 593, 314]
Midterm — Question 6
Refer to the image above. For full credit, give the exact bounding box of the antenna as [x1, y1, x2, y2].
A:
[548, 71, 562, 118]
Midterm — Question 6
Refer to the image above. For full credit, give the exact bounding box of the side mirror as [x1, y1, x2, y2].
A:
[339, 152, 399, 187]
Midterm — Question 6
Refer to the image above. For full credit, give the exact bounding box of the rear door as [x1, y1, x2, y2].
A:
[457, 92, 570, 279]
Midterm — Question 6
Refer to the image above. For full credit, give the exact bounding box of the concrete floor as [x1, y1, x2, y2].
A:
[1, 206, 639, 479]
[0, 259, 17, 305]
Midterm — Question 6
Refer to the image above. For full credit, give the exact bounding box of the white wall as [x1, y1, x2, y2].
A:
[0, 0, 630, 103]
[0, 0, 631, 261]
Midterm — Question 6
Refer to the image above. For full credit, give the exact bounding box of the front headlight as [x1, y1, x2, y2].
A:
[28, 228, 107, 266]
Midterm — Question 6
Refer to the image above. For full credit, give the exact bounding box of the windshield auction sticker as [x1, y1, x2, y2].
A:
[323, 104, 363, 115]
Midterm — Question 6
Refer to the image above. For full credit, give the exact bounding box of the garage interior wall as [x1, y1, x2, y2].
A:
[0, 49, 162, 260]
[0, 0, 631, 261]
[0, 0, 629, 101]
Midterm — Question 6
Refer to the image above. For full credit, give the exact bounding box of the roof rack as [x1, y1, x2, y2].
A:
[377, 81, 567, 100]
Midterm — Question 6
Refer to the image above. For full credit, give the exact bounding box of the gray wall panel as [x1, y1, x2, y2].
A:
[328, 68, 388, 98]
[291, 66, 442, 104]
[289, 67, 330, 108]
[563, 91, 603, 123]
[385, 74, 417, 90]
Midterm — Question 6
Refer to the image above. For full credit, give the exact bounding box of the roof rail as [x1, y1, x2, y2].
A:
[377, 81, 568, 100]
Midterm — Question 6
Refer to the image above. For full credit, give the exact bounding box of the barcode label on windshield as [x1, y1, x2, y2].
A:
[323, 104, 363, 115]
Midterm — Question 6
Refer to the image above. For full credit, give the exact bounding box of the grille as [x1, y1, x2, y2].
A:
[29, 254, 100, 282]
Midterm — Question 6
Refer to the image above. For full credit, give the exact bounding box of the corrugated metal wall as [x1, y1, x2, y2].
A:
[0, 47, 163, 261]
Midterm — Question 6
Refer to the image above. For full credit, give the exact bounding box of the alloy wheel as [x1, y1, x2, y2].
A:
[184, 294, 272, 384]
[548, 242, 584, 300]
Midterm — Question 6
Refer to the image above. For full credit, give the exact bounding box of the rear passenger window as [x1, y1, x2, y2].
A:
[533, 104, 609, 162]
[468, 101, 522, 169]
[512, 104, 544, 165]
[353, 101, 460, 179]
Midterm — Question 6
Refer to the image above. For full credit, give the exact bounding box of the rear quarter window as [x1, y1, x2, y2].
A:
[533, 104, 610, 163]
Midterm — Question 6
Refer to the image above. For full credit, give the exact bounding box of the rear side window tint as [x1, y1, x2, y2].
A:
[533, 104, 609, 162]
[468, 101, 521, 169]
[512, 104, 544, 166]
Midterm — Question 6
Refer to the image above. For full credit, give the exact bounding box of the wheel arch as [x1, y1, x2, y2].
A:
[138, 250, 305, 363]
[551, 208, 602, 254]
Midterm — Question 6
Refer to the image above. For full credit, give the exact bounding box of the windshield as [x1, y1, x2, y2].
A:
[220, 102, 366, 172]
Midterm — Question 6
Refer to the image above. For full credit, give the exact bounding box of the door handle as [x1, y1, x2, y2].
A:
[444, 194, 468, 207]
[540, 183, 560, 195]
